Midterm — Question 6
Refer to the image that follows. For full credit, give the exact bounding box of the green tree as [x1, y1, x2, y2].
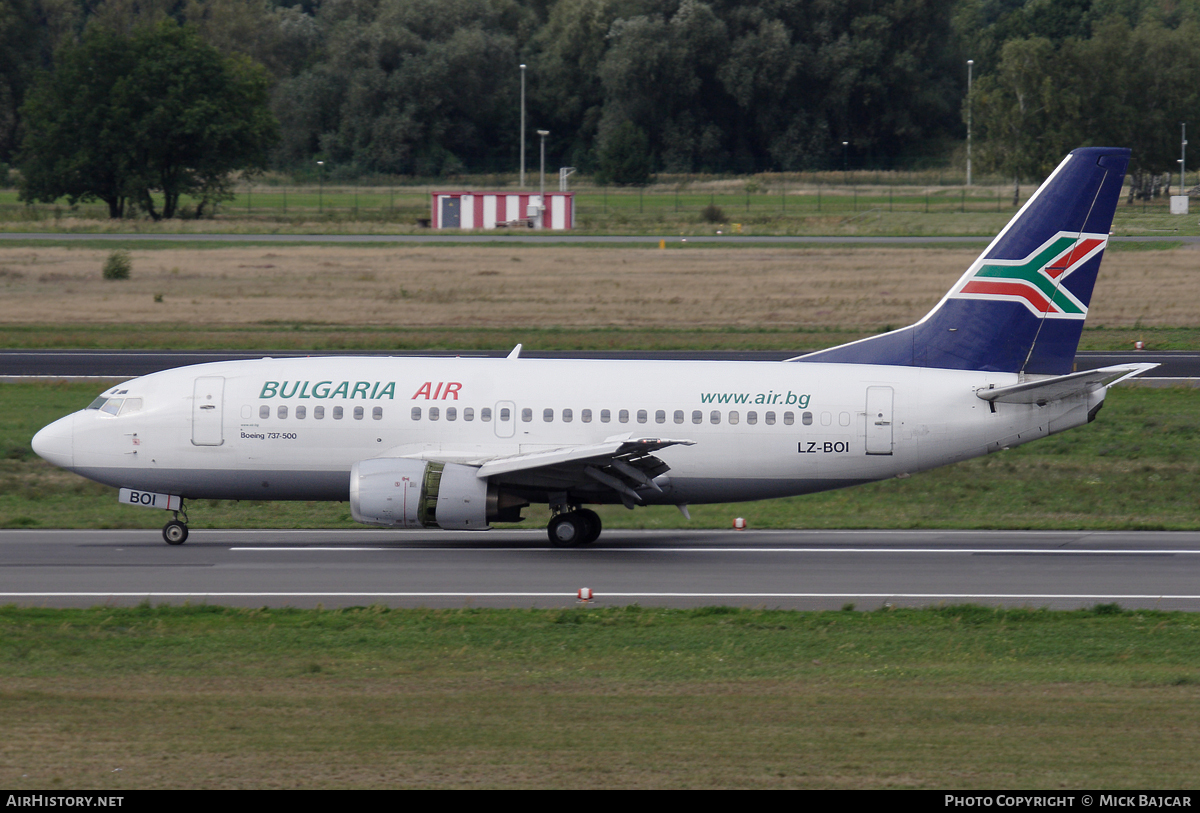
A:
[971, 37, 1064, 203]
[19, 20, 277, 219]
[598, 0, 728, 173]
[595, 119, 651, 184]
[271, 0, 525, 175]
[972, 11, 1200, 199]
[18, 25, 139, 217]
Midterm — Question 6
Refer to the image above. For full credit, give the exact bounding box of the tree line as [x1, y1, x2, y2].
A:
[2, 0, 1198, 217]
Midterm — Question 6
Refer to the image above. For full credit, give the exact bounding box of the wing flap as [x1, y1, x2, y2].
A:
[471, 436, 694, 506]
[474, 436, 694, 478]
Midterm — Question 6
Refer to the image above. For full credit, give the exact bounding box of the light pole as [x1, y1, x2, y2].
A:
[1182, 122, 1188, 191]
[538, 129, 549, 196]
[317, 160, 324, 214]
[538, 129, 549, 228]
[842, 141, 849, 182]
[967, 59, 974, 186]
[519, 64, 526, 189]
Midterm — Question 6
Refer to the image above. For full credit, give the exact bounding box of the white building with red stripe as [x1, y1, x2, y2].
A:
[430, 191, 575, 230]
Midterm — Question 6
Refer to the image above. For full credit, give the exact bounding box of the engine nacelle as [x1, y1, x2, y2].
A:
[350, 458, 490, 530]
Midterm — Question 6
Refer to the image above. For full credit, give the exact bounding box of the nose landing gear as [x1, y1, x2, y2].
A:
[162, 503, 189, 545]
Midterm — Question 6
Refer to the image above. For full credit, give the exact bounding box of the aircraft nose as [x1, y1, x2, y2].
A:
[32, 413, 75, 470]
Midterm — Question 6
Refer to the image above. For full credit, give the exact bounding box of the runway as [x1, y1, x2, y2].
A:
[4, 528, 1200, 611]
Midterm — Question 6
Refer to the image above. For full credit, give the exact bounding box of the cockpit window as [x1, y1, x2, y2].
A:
[89, 396, 143, 416]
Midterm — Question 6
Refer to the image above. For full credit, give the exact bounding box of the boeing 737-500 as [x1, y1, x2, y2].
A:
[32, 147, 1153, 545]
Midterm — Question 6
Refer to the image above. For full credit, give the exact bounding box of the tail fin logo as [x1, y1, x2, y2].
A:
[950, 232, 1108, 319]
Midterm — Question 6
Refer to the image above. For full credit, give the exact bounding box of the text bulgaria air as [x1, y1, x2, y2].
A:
[259, 380, 462, 400]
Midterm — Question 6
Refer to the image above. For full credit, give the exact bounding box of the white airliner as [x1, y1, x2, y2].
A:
[33, 147, 1153, 546]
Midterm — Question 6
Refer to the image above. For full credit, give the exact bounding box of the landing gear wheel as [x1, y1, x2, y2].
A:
[576, 509, 602, 544]
[163, 520, 189, 545]
[548, 513, 584, 547]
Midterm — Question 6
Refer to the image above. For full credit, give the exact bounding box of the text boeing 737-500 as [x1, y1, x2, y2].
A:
[33, 147, 1154, 546]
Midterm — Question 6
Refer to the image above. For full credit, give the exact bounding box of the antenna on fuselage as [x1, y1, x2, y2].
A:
[506, 344, 523, 360]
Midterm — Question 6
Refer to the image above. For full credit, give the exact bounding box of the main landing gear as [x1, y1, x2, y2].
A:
[162, 503, 189, 545]
[547, 508, 602, 547]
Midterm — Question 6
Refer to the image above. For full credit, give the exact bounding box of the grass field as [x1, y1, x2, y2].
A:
[3, 381, 1198, 532]
[0, 243, 1197, 351]
[3, 603, 1200, 789]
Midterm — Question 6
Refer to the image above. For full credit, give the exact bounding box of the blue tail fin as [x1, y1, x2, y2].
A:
[795, 147, 1130, 374]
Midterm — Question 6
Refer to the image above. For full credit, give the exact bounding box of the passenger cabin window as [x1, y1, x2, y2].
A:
[315, 406, 325, 420]
[412, 407, 422, 421]
[496, 407, 507, 422]
[747, 411, 757, 425]
[655, 410, 666, 424]
[522, 408, 532, 422]
[334, 406, 344, 420]
[446, 407, 456, 421]
[429, 407, 439, 421]
[600, 409, 611, 423]
[278, 405, 288, 419]
[563, 409, 573, 423]
[480, 407, 491, 421]
[618, 409, 629, 423]
[691, 410, 702, 425]
[802, 411, 812, 425]
[637, 409, 648, 424]
[674, 410, 684, 424]
[729, 411, 739, 425]
[840, 412, 851, 426]
[296, 406, 306, 419]
[353, 406, 364, 420]
[464, 407, 474, 421]
[710, 411, 721, 424]
[582, 409, 592, 423]
[543, 408, 554, 422]
[373, 407, 383, 420]
[259, 405, 270, 419]
[765, 411, 776, 425]
[783, 412, 794, 425]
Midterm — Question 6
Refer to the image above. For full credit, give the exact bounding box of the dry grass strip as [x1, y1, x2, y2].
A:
[1, 245, 1194, 330]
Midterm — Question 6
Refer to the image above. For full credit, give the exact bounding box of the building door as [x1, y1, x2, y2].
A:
[440, 197, 460, 228]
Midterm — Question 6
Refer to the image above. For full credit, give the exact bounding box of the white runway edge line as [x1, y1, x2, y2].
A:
[5, 592, 1200, 601]
[230, 547, 1200, 554]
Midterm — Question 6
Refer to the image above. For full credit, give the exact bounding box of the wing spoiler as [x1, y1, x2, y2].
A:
[974, 363, 1158, 405]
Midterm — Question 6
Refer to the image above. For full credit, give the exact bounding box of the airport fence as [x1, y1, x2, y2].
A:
[0, 170, 1194, 226]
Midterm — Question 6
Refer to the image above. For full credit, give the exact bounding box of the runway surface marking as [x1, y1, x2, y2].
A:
[230, 546, 1198, 554]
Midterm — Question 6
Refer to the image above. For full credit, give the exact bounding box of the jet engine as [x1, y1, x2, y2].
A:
[350, 458, 494, 529]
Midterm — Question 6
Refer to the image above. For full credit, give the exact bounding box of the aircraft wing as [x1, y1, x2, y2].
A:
[472, 436, 695, 507]
[975, 363, 1158, 405]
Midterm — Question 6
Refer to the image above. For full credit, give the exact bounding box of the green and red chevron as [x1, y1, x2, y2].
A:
[950, 232, 1107, 318]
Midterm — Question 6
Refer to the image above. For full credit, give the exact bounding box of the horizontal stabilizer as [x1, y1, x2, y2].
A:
[975, 364, 1158, 405]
